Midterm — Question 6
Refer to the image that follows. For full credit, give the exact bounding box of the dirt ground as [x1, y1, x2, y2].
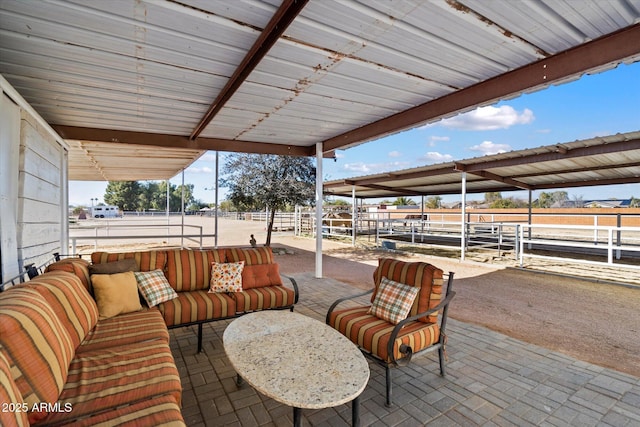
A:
[269, 235, 640, 379]
[73, 217, 640, 378]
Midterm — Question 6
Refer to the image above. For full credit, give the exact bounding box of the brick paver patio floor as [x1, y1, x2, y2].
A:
[170, 273, 640, 426]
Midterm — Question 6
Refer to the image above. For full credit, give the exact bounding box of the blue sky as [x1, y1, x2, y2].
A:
[69, 62, 640, 207]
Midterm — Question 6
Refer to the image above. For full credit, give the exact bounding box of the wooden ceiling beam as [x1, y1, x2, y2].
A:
[189, 0, 309, 140]
[458, 168, 532, 190]
[53, 125, 336, 157]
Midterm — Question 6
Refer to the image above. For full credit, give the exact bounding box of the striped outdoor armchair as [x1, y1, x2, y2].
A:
[326, 258, 455, 407]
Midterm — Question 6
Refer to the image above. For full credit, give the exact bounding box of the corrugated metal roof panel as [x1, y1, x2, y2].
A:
[1, 0, 639, 181]
[67, 140, 205, 181]
[324, 131, 640, 198]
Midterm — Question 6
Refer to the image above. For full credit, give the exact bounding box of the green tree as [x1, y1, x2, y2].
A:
[104, 181, 142, 211]
[325, 199, 350, 208]
[104, 180, 196, 212]
[630, 196, 640, 208]
[157, 182, 195, 212]
[424, 196, 442, 209]
[490, 197, 518, 208]
[219, 200, 236, 212]
[140, 181, 162, 211]
[392, 197, 416, 206]
[484, 192, 503, 204]
[534, 191, 569, 208]
[222, 154, 316, 246]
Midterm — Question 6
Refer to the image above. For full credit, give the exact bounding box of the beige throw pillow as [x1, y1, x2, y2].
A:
[91, 271, 142, 319]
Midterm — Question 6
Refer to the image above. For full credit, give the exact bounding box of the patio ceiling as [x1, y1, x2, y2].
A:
[1, 1, 640, 181]
[323, 131, 640, 199]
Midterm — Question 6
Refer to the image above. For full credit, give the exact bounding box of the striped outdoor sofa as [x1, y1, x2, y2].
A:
[0, 271, 184, 427]
[53, 246, 298, 352]
[327, 258, 455, 407]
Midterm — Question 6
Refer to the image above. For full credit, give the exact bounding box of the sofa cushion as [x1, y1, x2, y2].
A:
[36, 340, 182, 426]
[78, 308, 169, 354]
[209, 261, 244, 293]
[0, 286, 75, 424]
[91, 272, 142, 320]
[328, 306, 440, 363]
[57, 393, 185, 427]
[29, 272, 99, 348]
[373, 258, 444, 323]
[45, 258, 92, 293]
[225, 246, 274, 265]
[135, 269, 178, 307]
[165, 248, 226, 291]
[158, 290, 236, 327]
[369, 277, 419, 325]
[88, 258, 139, 275]
[91, 250, 167, 272]
[241, 263, 283, 289]
[0, 351, 29, 427]
[233, 286, 296, 313]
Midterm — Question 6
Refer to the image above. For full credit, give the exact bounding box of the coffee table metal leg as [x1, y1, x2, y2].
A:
[352, 395, 361, 426]
[293, 407, 301, 427]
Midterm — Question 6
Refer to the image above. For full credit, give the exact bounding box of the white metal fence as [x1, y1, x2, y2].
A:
[70, 210, 640, 272]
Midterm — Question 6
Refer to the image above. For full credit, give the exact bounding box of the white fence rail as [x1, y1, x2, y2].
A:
[518, 224, 640, 270]
[69, 223, 212, 254]
[70, 211, 640, 272]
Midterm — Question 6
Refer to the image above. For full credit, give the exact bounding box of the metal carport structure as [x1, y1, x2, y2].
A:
[323, 131, 640, 199]
[2, 0, 640, 275]
[323, 131, 640, 259]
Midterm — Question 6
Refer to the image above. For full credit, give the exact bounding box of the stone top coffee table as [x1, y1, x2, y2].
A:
[223, 310, 370, 426]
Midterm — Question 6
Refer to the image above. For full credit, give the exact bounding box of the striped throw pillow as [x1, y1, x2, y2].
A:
[369, 277, 419, 325]
[134, 270, 178, 307]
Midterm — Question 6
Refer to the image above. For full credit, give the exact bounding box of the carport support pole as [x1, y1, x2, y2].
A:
[352, 185, 356, 247]
[461, 172, 467, 261]
[181, 170, 185, 248]
[215, 151, 219, 248]
[315, 142, 323, 278]
[166, 180, 170, 239]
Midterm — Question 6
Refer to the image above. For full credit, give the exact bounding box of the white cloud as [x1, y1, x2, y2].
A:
[429, 135, 450, 147]
[388, 150, 402, 157]
[187, 166, 214, 174]
[469, 141, 511, 155]
[438, 105, 534, 130]
[420, 152, 454, 163]
[430, 135, 450, 142]
[334, 152, 345, 159]
[343, 161, 410, 174]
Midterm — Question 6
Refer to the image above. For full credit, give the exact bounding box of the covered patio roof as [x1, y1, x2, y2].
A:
[323, 131, 640, 199]
[1, 1, 639, 180]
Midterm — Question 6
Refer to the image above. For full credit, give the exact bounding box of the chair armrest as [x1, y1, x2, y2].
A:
[325, 288, 374, 325]
[387, 290, 457, 365]
[281, 274, 300, 304]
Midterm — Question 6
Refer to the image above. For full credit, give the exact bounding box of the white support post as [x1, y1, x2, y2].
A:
[461, 172, 467, 261]
[315, 143, 323, 278]
[352, 185, 356, 247]
[214, 151, 219, 248]
[528, 190, 533, 249]
[181, 170, 185, 248]
[166, 179, 170, 238]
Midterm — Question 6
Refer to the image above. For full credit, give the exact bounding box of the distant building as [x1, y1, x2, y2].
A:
[582, 199, 631, 208]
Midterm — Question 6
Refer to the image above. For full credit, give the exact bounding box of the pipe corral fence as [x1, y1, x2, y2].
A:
[67, 208, 640, 273]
